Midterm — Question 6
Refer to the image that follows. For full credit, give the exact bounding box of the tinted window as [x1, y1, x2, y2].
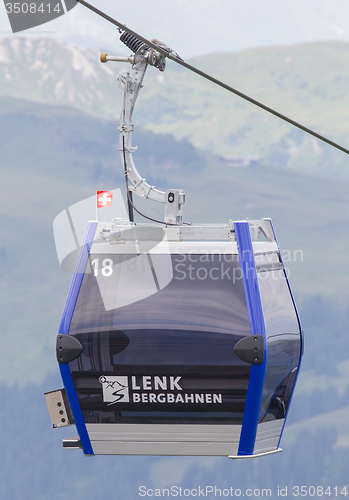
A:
[68, 253, 252, 425]
[257, 264, 301, 422]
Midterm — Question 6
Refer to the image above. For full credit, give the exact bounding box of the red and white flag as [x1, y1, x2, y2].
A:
[97, 190, 113, 209]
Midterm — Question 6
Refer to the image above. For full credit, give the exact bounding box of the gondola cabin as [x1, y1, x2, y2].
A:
[45, 26, 303, 459]
[46, 218, 302, 457]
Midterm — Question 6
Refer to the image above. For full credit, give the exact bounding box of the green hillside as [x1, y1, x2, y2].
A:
[0, 95, 348, 497]
[136, 41, 349, 179]
[1, 96, 349, 388]
[1, 38, 349, 180]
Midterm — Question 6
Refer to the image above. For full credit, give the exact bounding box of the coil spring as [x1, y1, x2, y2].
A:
[120, 32, 148, 53]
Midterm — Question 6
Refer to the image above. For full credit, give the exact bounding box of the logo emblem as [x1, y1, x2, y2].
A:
[99, 376, 129, 405]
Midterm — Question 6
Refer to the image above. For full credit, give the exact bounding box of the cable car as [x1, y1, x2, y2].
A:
[45, 4, 303, 459]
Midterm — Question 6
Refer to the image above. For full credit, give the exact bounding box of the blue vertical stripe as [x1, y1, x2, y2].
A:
[59, 363, 94, 456]
[59, 222, 98, 335]
[58, 221, 98, 456]
[235, 221, 267, 456]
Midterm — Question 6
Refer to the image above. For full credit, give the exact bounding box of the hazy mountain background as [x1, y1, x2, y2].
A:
[3, 0, 349, 57]
[1, 28, 349, 500]
[1, 37, 349, 181]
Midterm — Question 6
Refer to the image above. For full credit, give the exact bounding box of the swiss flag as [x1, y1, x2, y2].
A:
[97, 190, 113, 209]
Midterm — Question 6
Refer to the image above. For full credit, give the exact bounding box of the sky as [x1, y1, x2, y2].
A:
[1, 0, 349, 57]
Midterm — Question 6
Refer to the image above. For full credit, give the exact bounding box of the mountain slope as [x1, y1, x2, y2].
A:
[1, 97, 349, 387]
[0, 96, 348, 500]
[1, 38, 349, 180]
